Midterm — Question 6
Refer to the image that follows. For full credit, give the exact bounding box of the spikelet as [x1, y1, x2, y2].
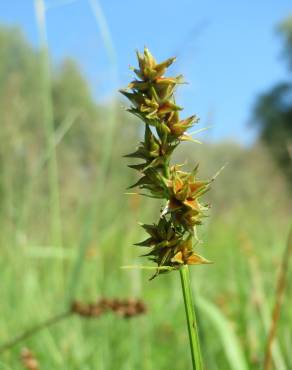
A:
[21, 348, 39, 370]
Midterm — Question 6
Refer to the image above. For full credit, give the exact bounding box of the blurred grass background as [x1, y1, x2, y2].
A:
[0, 1, 291, 369]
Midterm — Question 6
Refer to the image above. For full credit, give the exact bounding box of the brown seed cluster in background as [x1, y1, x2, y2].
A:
[71, 298, 147, 319]
[21, 348, 39, 370]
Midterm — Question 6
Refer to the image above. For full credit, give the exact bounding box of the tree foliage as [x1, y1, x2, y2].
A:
[253, 17, 292, 184]
[0, 25, 139, 242]
[0, 26, 102, 234]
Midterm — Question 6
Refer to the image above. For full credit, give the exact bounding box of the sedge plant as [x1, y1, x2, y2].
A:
[121, 48, 213, 370]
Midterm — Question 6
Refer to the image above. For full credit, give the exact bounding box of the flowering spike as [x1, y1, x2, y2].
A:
[122, 49, 213, 278]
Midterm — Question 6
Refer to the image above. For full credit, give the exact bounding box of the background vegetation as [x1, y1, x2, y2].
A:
[0, 13, 291, 370]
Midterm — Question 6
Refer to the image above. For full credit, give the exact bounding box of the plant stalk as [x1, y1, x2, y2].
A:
[180, 265, 203, 370]
[263, 227, 292, 370]
[0, 310, 71, 354]
[35, 0, 62, 249]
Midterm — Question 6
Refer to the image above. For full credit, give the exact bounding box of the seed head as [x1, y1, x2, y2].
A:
[21, 348, 39, 370]
[122, 48, 212, 278]
[71, 298, 147, 319]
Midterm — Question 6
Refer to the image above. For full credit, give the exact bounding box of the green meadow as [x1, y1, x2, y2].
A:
[0, 11, 291, 370]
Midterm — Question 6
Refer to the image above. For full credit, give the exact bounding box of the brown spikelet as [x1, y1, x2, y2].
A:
[71, 297, 147, 319]
[21, 348, 39, 370]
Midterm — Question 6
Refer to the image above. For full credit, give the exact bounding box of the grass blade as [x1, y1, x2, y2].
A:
[197, 296, 248, 370]
[264, 227, 292, 370]
[34, 0, 62, 249]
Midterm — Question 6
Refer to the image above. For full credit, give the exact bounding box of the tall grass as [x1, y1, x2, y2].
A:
[34, 0, 62, 249]
[264, 227, 292, 370]
[0, 215, 291, 369]
[66, 0, 119, 304]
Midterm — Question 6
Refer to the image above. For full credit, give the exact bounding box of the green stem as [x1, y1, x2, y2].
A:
[0, 310, 71, 354]
[35, 0, 62, 249]
[180, 265, 203, 370]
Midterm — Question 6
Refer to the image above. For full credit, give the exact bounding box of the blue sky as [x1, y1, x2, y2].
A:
[0, 0, 291, 144]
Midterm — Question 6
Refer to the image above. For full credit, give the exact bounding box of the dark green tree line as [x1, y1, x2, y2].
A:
[253, 17, 292, 184]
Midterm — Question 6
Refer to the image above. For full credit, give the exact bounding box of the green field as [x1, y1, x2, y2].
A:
[0, 110, 291, 369]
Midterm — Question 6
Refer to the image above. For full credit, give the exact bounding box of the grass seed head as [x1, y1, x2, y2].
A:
[122, 48, 212, 278]
[71, 298, 147, 319]
[21, 348, 39, 370]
